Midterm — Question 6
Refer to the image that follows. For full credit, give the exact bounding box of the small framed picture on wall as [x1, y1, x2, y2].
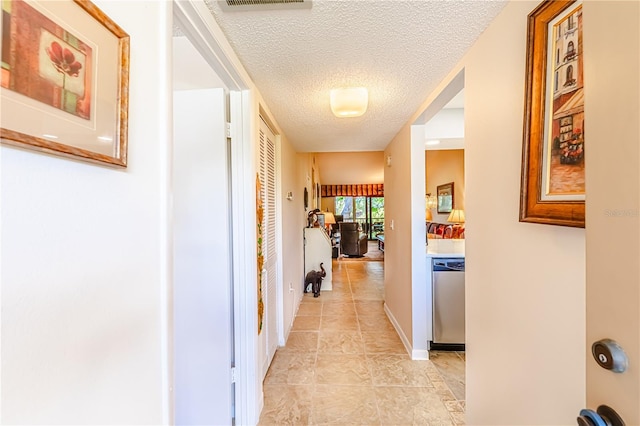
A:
[437, 182, 454, 214]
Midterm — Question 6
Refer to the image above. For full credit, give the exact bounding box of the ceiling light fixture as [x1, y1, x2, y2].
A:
[426, 140, 441, 146]
[330, 87, 368, 118]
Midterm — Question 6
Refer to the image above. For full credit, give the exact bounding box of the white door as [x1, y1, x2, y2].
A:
[585, 1, 639, 423]
[258, 116, 279, 378]
[173, 88, 233, 425]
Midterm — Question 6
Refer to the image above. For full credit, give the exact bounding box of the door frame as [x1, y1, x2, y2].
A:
[408, 69, 465, 360]
[173, 2, 257, 424]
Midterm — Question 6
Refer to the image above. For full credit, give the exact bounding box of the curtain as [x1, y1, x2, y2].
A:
[320, 184, 384, 197]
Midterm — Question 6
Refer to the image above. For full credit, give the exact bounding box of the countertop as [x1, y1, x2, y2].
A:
[426, 239, 465, 258]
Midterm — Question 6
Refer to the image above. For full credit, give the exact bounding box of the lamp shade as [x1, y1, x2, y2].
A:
[330, 87, 368, 117]
[324, 211, 336, 225]
[425, 193, 437, 209]
[425, 209, 433, 221]
[447, 209, 465, 224]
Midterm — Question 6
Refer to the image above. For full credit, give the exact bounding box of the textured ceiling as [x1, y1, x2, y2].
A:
[204, 0, 507, 152]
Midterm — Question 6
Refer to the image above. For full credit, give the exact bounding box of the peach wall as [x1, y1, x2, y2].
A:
[464, 1, 585, 423]
[385, 1, 587, 424]
[315, 151, 384, 185]
[317, 151, 385, 213]
[425, 149, 465, 223]
[383, 128, 415, 350]
[280, 139, 306, 340]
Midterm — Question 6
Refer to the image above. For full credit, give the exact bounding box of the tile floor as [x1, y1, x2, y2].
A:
[258, 260, 466, 425]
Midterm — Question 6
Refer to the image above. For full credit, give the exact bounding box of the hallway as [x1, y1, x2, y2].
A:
[258, 260, 465, 425]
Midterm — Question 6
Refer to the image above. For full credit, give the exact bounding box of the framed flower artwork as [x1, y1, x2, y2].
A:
[1, 0, 130, 167]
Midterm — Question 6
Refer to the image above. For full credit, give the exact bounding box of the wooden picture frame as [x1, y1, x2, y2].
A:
[520, 0, 585, 227]
[1, 0, 130, 167]
[437, 182, 454, 214]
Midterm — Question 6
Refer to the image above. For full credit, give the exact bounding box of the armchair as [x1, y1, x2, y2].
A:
[339, 222, 368, 257]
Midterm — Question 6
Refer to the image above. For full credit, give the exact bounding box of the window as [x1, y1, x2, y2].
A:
[335, 196, 385, 239]
[335, 196, 353, 221]
[564, 41, 576, 62]
[564, 65, 575, 86]
[370, 197, 385, 235]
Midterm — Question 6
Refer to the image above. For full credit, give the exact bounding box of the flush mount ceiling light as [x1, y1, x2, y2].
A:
[330, 87, 368, 118]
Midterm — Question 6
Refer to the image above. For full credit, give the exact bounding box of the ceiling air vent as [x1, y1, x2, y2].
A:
[218, 0, 311, 12]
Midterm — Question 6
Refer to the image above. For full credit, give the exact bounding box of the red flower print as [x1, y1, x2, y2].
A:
[46, 41, 82, 77]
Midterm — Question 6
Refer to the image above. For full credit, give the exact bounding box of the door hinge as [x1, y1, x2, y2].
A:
[226, 122, 232, 139]
[231, 367, 236, 383]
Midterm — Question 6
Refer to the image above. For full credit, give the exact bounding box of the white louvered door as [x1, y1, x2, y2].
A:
[259, 117, 278, 378]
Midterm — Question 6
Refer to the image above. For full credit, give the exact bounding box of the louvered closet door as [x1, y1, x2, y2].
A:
[259, 117, 278, 377]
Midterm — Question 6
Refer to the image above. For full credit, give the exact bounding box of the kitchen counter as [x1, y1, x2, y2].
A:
[426, 239, 465, 258]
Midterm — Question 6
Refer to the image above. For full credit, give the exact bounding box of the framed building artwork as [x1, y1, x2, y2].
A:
[520, 0, 585, 227]
[1, 0, 130, 167]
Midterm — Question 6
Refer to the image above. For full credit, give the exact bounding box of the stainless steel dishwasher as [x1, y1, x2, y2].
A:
[431, 258, 465, 350]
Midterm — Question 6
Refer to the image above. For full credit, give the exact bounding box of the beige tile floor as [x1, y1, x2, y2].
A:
[258, 260, 466, 426]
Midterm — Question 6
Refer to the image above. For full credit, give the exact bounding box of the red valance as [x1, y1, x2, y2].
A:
[320, 184, 384, 197]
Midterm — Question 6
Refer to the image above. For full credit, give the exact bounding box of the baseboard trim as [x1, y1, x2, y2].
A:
[383, 303, 429, 360]
[412, 348, 429, 360]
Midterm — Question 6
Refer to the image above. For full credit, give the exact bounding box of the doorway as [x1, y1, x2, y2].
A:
[172, 33, 234, 425]
[334, 196, 385, 239]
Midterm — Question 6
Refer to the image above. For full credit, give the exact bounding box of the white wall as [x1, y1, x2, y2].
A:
[1, 1, 309, 423]
[1, 1, 171, 423]
[464, 1, 585, 423]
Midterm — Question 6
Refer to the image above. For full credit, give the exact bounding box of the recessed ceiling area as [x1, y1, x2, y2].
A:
[424, 89, 464, 151]
[203, 0, 506, 152]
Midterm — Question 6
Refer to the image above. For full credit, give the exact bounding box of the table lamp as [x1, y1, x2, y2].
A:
[324, 211, 336, 234]
[425, 193, 436, 222]
[447, 209, 465, 239]
[447, 209, 465, 224]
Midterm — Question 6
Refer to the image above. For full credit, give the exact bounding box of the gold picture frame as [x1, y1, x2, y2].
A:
[1, 0, 130, 167]
[520, 0, 585, 227]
